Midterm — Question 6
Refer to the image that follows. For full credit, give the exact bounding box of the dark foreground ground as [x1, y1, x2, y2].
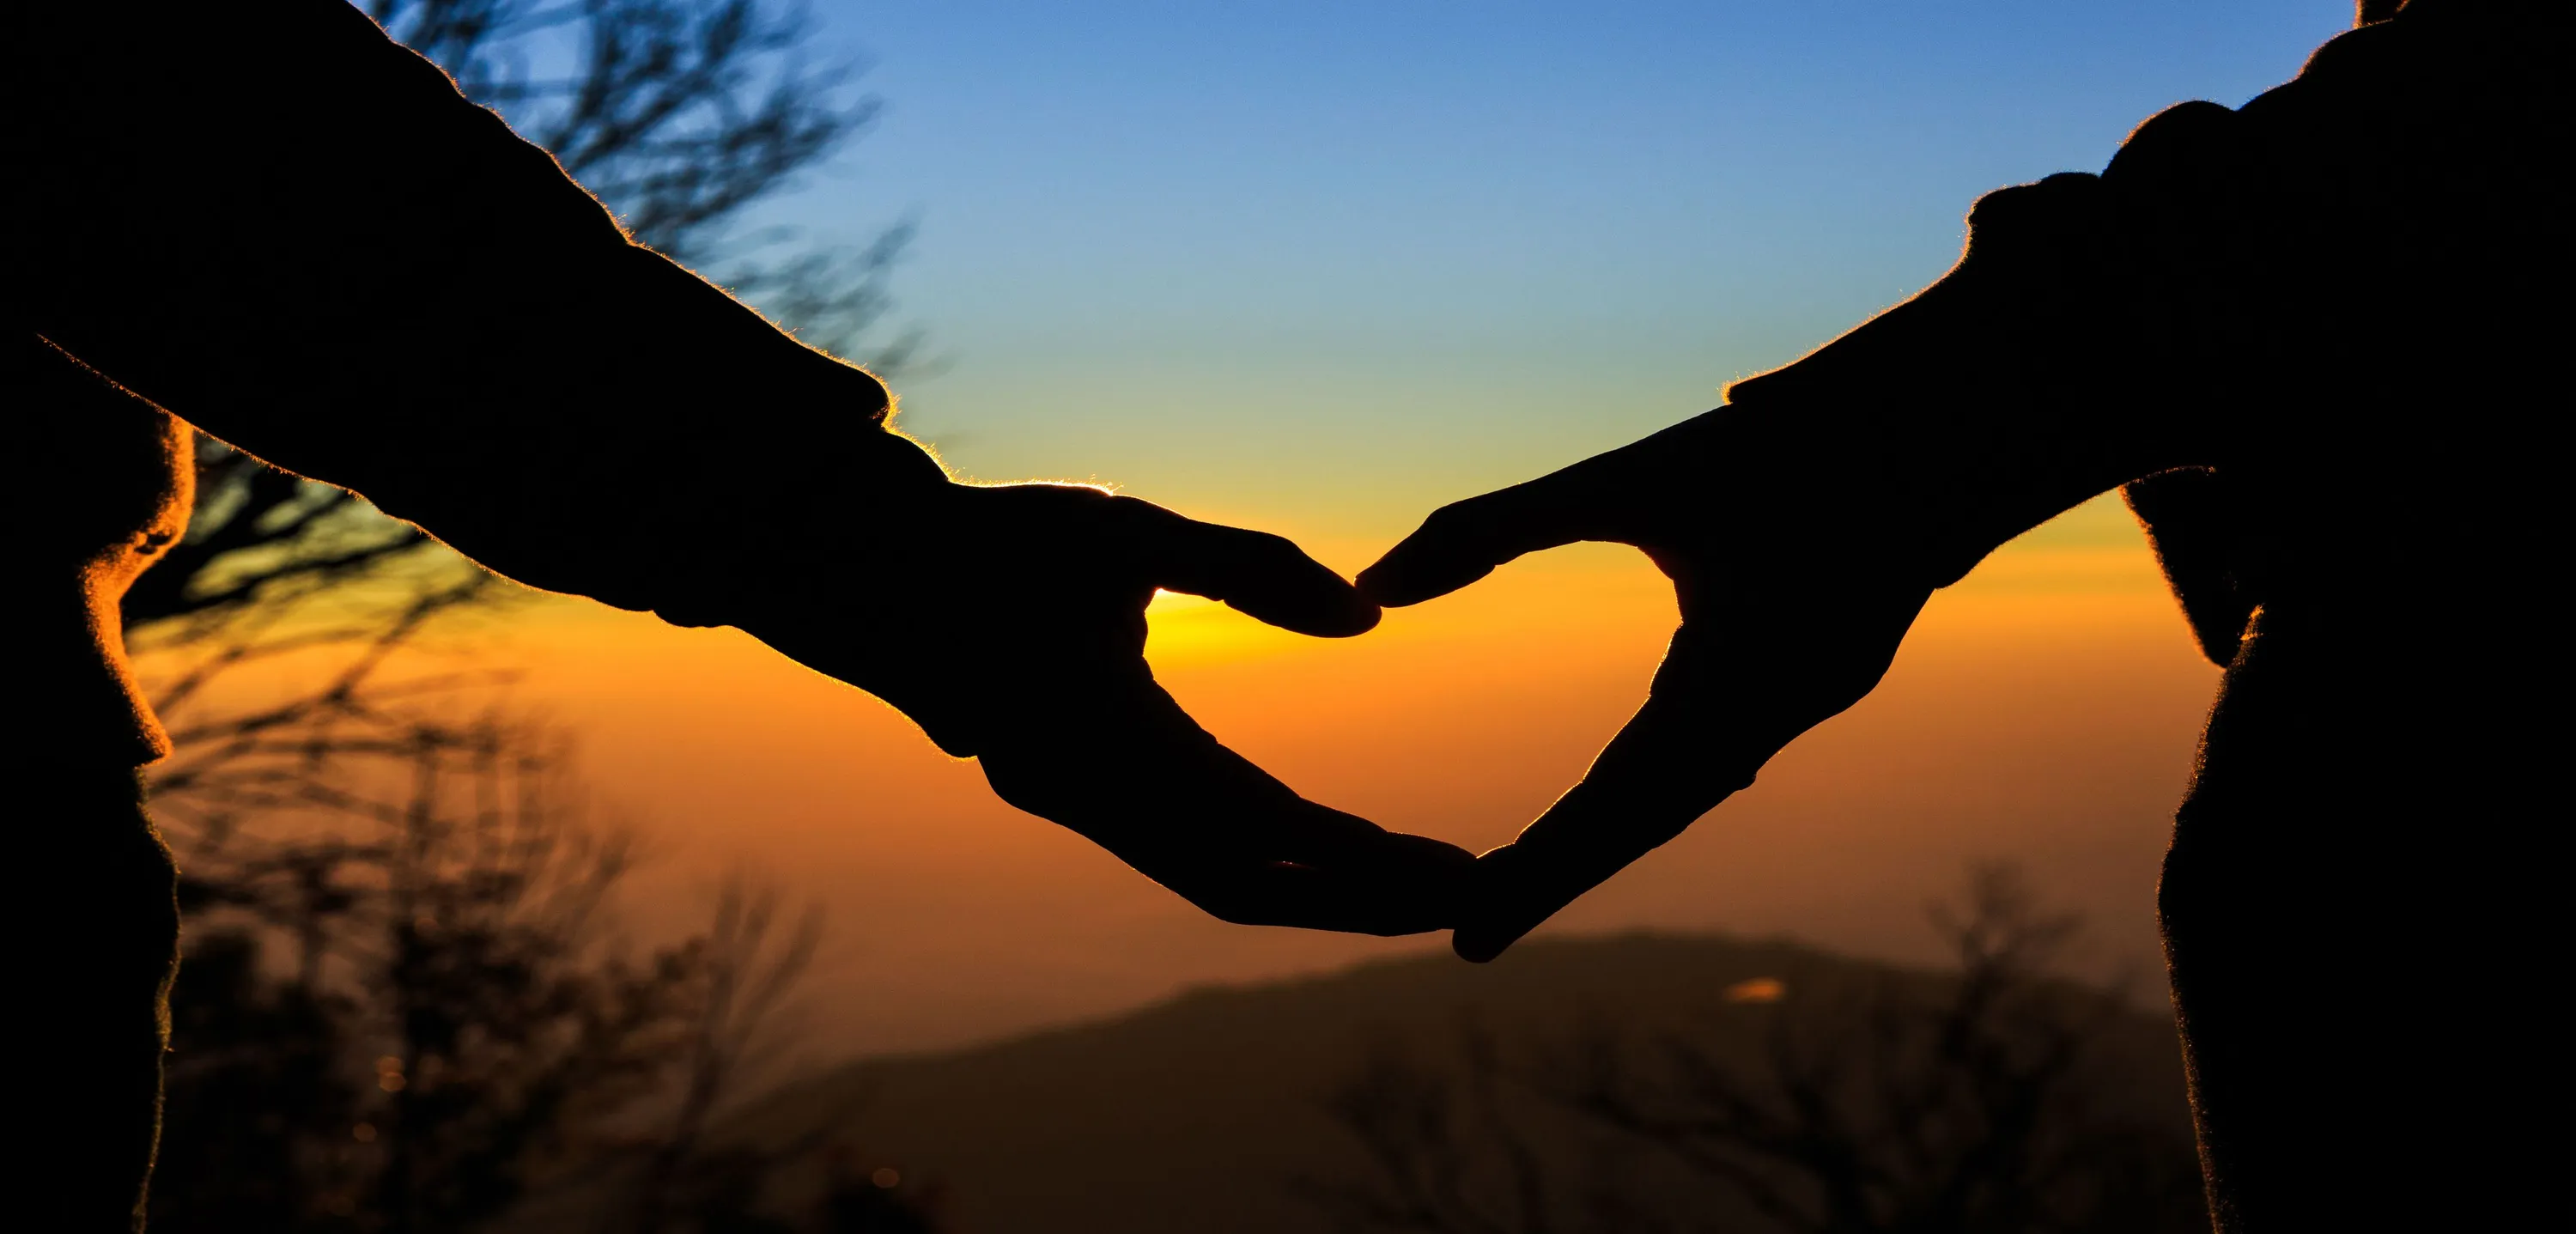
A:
[671, 933, 2197, 1234]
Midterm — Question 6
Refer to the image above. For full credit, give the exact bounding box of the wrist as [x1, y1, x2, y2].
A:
[646, 400, 952, 629]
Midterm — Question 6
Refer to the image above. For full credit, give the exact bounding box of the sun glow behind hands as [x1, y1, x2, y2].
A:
[180, 490, 2210, 1055]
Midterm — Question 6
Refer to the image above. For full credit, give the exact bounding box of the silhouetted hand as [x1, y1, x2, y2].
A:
[1361, 413, 1935, 960]
[720, 478, 1475, 936]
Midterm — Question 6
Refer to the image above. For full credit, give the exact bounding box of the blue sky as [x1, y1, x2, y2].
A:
[741, 1, 2353, 540]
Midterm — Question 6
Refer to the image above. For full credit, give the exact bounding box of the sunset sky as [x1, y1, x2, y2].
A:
[259, 1, 2357, 1058]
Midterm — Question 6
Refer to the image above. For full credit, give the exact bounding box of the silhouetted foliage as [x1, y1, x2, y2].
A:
[140, 700, 935, 1232]
[1306, 867, 2207, 1234]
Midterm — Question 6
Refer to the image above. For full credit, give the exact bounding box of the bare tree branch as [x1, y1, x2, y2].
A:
[1307, 868, 2208, 1234]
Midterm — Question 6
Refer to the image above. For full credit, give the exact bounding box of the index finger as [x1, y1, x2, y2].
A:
[1358, 449, 1642, 609]
[977, 671, 1477, 936]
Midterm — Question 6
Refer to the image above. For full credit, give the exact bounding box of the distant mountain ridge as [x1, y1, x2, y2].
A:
[724, 933, 2195, 1234]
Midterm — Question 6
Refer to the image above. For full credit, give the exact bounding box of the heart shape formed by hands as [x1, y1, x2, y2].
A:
[1358, 410, 1935, 962]
[724, 478, 1480, 939]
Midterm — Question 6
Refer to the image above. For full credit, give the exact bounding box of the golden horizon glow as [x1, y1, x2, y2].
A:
[155, 491, 2216, 1057]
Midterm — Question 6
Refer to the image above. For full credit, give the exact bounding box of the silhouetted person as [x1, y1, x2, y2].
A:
[1363, 2, 2564, 1228]
[9, 3, 1471, 1226]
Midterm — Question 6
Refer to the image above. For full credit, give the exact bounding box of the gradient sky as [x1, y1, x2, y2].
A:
[755, 0, 2348, 538]
[201, 1, 2363, 1058]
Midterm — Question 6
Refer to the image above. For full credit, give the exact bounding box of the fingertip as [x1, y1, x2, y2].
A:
[1224, 528, 1380, 636]
[1443, 841, 1549, 962]
[1351, 603, 1385, 635]
[1355, 544, 1494, 610]
[1244, 574, 1379, 639]
[1351, 557, 1406, 606]
[1147, 509, 1382, 638]
[1245, 579, 1380, 637]
[1306, 587, 1383, 638]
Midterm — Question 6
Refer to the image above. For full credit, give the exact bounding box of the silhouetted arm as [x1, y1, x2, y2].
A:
[15, 0, 929, 614]
[1364, 165, 2226, 957]
[1365, 0, 2570, 957]
[1354, 15, 2510, 956]
[11, 0, 1473, 934]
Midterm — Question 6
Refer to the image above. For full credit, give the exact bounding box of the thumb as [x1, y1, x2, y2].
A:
[1114, 496, 1380, 637]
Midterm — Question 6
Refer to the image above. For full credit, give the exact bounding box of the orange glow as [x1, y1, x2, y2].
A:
[165, 499, 2218, 1057]
[1724, 976, 1788, 1004]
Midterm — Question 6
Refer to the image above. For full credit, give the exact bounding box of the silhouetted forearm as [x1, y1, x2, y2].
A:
[1704, 164, 2230, 592]
[1707, 3, 2560, 599]
[11, 0, 944, 618]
